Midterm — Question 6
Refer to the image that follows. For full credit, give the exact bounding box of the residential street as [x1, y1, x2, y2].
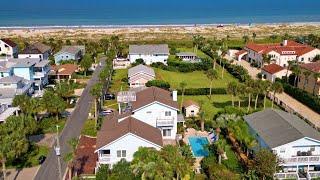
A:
[236, 60, 320, 124]
[34, 58, 105, 180]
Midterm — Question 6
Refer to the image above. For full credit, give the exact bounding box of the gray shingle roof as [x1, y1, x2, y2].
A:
[21, 42, 51, 54]
[129, 44, 169, 55]
[128, 64, 155, 78]
[0, 75, 23, 84]
[8, 58, 48, 68]
[244, 109, 320, 148]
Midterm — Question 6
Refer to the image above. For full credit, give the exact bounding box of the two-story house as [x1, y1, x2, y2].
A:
[18, 42, 51, 60]
[54, 46, 85, 64]
[128, 44, 169, 65]
[244, 109, 320, 180]
[243, 40, 320, 67]
[0, 39, 18, 58]
[297, 61, 320, 96]
[128, 64, 155, 88]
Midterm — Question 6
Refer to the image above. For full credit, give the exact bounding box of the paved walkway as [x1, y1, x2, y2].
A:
[236, 61, 320, 125]
[4, 166, 40, 180]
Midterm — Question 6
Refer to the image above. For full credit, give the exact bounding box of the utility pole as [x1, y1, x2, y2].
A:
[55, 125, 62, 180]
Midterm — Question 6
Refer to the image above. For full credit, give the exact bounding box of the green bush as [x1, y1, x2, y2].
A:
[146, 80, 171, 90]
[280, 81, 320, 113]
[151, 58, 212, 73]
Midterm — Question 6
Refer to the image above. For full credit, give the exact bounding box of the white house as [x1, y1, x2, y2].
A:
[18, 42, 51, 60]
[183, 100, 200, 118]
[54, 46, 85, 64]
[244, 40, 320, 67]
[128, 44, 169, 65]
[0, 39, 18, 58]
[95, 114, 163, 168]
[128, 64, 155, 88]
[176, 52, 199, 62]
[261, 63, 291, 82]
[244, 109, 320, 180]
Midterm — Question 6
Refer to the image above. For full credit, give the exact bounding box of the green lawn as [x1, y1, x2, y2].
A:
[109, 69, 129, 93]
[179, 95, 277, 119]
[154, 67, 237, 89]
[81, 119, 97, 137]
[39, 118, 66, 134]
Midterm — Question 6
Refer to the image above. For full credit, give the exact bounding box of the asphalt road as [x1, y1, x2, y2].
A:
[34, 59, 105, 180]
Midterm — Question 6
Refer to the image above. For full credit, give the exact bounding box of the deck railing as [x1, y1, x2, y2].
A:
[157, 118, 174, 126]
[280, 156, 320, 165]
[274, 172, 299, 179]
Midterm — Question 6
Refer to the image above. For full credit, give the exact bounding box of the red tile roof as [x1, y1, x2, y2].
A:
[51, 64, 78, 75]
[300, 62, 320, 73]
[235, 50, 247, 57]
[96, 115, 163, 150]
[183, 100, 200, 108]
[262, 63, 285, 74]
[132, 87, 178, 111]
[1, 39, 17, 47]
[245, 40, 316, 56]
[74, 136, 97, 175]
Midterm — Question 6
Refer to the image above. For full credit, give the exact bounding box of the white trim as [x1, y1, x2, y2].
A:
[133, 101, 179, 112]
[273, 137, 320, 149]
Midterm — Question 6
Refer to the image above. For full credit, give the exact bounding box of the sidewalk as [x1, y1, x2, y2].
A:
[5, 166, 40, 180]
[236, 61, 320, 126]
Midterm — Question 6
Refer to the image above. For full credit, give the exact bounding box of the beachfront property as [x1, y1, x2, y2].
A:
[176, 52, 199, 62]
[243, 40, 320, 67]
[261, 63, 291, 82]
[182, 100, 200, 118]
[18, 42, 51, 60]
[128, 64, 155, 88]
[128, 44, 169, 65]
[0, 75, 34, 105]
[297, 61, 320, 96]
[0, 39, 18, 58]
[95, 114, 163, 168]
[54, 45, 85, 64]
[49, 64, 78, 82]
[244, 109, 320, 179]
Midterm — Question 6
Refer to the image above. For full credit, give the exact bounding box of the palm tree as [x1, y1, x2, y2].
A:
[227, 82, 238, 107]
[206, 69, 218, 100]
[261, 80, 272, 109]
[313, 72, 320, 95]
[179, 81, 187, 110]
[215, 140, 227, 164]
[252, 32, 257, 41]
[286, 61, 295, 82]
[211, 51, 219, 70]
[90, 83, 103, 127]
[292, 65, 301, 87]
[242, 35, 249, 43]
[99, 37, 110, 55]
[244, 136, 257, 157]
[237, 83, 246, 109]
[199, 109, 205, 132]
[42, 90, 66, 121]
[12, 94, 30, 115]
[245, 80, 254, 112]
[253, 80, 262, 110]
[262, 54, 272, 65]
[26, 98, 42, 121]
[271, 82, 284, 108]
[303, 70, 312, 90]
[192, 35, 204, 54]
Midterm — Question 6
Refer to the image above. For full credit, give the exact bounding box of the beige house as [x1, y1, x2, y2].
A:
[297, 62, 320, 96]
[261, 63, 291, 82]
[183, 100, 200, 118]
[128, 64, 155, 88]
[0, 39, 18, 58]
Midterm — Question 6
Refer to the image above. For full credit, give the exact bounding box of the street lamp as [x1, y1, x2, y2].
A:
[54, 125, 62, 180]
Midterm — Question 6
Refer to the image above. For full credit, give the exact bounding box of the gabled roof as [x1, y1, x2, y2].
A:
[300, 61, 320, 73]
[0, 75, 23, 84]
[262, 63, 285, 74]
[0, 61, 15, 72]
[132, 86, 178, 111]
[129, 44, 169, 55]
[55, 46, 83, 55]
[50, 64, 78, 75]
[128, 64, 155, 78]
[244, 109, 320, 148]
[8, 58, 45, 68]
[1, 39, 17, 47]
[183, 100, 200, 108]
[96, 115, 163, 149]
[21, 42, 51, 54]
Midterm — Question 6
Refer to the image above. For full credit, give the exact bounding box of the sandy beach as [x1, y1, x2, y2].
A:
[1, 23, 320, 41]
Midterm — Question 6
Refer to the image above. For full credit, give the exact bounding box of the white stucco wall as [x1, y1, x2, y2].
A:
[18, 52, 49, 60]
[297, 49, 320, 63]
[185, 105, 199, 117]
[97, 133, 161, 167]
[129, 54, 169, 65]
[132, 102, 178, 140]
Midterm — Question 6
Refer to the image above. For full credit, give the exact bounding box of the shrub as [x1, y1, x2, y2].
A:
[178, 88, 227, 95]
[151, 58, 212, 73]
[131, 58, 145, 66]
[146, 80, 171, 90]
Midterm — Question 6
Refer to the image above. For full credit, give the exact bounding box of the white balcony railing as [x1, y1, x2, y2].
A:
[34, 72, 45, 77]
[157, 118, 174, 126]
[280, 156, 320, 165]
[99, 155, 111, 162]
[274, 172, 299, 179]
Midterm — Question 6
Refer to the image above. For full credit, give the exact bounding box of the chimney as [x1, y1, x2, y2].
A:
[172, 90, 177, 102]
[283, 40, 288, 46]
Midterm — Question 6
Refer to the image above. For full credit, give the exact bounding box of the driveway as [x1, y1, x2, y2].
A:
[5, 166, 40, 180]
[238, 60, 320, 124]
[34, 58, 106, 180]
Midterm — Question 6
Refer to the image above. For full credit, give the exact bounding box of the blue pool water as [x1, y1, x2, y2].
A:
[188, 136, 209, 157]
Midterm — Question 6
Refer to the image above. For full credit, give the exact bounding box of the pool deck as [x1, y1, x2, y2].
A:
[183, 128, 211, 173]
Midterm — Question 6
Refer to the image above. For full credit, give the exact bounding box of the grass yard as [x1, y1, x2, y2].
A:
[109, 69, 129, 93]
[179, 95, 277, 119]
[81, 119, 97, 137]
[154, 66, 237, 89]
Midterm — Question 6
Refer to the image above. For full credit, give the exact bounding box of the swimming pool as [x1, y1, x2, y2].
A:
[188, 136, 209, 157]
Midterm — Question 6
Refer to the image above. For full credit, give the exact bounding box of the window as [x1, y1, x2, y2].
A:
[301, 57, 304, 61]
[165, 111, 171, 116]
[146, 111, 152, 114]
[3, 83, 10, 86]
[163, 129, 171, 137]
[0, 72, 3, 77]
[117, 150, 126, 158]
[280, 148, 286, 153]
[101, 149, 110, 156]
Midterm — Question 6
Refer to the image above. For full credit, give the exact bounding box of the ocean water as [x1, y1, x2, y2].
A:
[0, 0, 320, 27]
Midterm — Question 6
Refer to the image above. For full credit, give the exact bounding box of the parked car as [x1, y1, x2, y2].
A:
[99, 109, 113, 116]
[61, 111, 72, 118]
[104, 93, 115, 100]
[38, 155, 46, 164]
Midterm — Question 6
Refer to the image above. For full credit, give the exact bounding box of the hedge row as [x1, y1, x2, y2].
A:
[178, 88, 227, 95]
[281, 82, 320, 113]
[151, 58, 212, 73]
